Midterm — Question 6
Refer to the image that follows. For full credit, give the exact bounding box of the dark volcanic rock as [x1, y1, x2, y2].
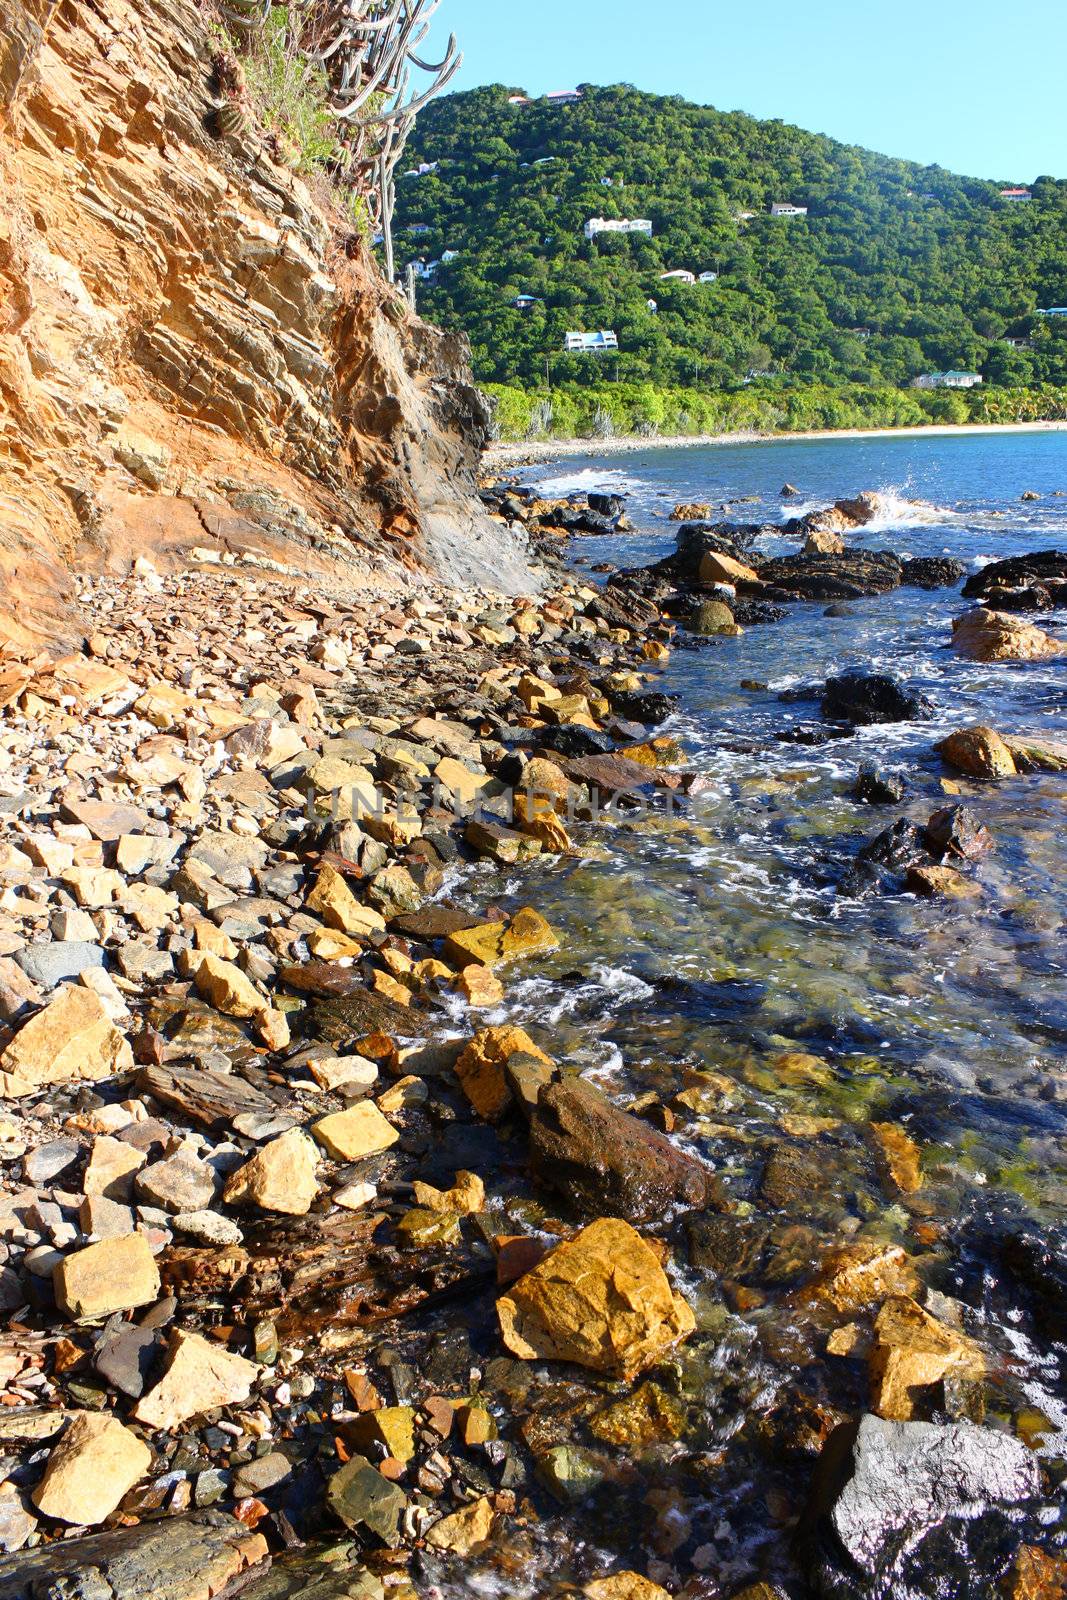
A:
[900, 556, 966, 590]
[808, 1414, 1040, 1596]
[609, 690, 677, 725]
[840, 818, 932, 896]
[731, 597, 789, 626]
[304, 988, 428, 1044]
[390, 906, 487, 940]
[585, 587, 663, 632]
[530, 1077, 718, 1222]
[853, 765, 907, 805]
[821, 673, 933, 726]
[588, 492, 626, 519]
[962, 550, 1067, 608]
[536, 724, 617, 759]
[752, 550, 903, 601]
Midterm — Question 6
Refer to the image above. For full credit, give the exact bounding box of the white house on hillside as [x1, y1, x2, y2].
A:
[1000, 187, 1032, 202]
[660, 269, 696, 284]
[698, 271, 718, 283]
[913, 371, 983, 389]
[585, 217, 653, 240]
[770, 203, 808, 217]
[565, 331, 619, 353]
[547, 89, 582, 105]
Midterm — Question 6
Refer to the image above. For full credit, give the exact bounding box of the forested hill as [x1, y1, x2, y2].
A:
[394, 84, 1067, 392]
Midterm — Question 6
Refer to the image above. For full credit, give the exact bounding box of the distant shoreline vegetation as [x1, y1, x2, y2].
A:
[482, 379, 1067, 444]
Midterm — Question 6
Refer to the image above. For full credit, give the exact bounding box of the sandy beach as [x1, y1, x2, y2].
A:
[485, 418, 1067, 469]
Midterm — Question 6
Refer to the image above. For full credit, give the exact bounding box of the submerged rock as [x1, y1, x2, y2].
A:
[821, 672, 933, 726]
[530, 1077, 717, 1222]
[809, 1414, 1040, 1591]
[497, 1217, 695, 1378]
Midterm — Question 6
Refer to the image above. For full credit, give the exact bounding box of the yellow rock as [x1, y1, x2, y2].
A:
[433, 757, 492, 806]
[815, 1240, 921, 1313]
[0, 986, 133, 1099]
[133, 1329, 259, 1430]
[497, 1217, 695, 1379]
[307, 865, 386, 938]
[425, 1494, 496, 1555]
[516, 673, 561, 712]
[444, 907, 558, 969]
[871, 1122, 924, 1193]
[195, 954, 265, 1020]
[370, 969, 412, 1007]
[869, 1295, 985, 1420]
[454, 1026, 551, 1121]
[455, 964, 505, 1008]
[312, 1102, 399, 1161]
[413, 1170, 486, 1215]
[348, 1406, 416, 1464]
[54, 1233, 161, 1320]
[224, 1129, 320, 1215]
[514, 793, 572, 853]
[698, 551, 759, 585]
[937, 726, 1018, 780]
[585, 1576, 671, 1600]
[192, 920, 238, 959]
[307, 928, 366, 960]
[950, 608, 1067, 663]
[33, 1412, 151, 1526]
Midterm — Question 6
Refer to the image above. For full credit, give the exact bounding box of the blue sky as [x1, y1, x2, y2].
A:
[437, 0, 1064, 181]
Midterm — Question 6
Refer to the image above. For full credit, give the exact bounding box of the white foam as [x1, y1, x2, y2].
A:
[532, 465, 646, 497]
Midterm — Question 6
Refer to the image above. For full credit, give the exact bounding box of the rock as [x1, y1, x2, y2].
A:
[413, 1170, 485, 1215]
[901, 556, 966, 590]
[754, 549, 903, 601]
[307, 865, 386, 938]
[327, 1455, 407, 1544]
[312, 1103, 399, 1161]
[83, 1134, 147, 1199]
[425, 1494, 495, 1554]
[454, 1026, 552, 1121]
[589, 1380, 685, 1447]
[33, 1412, 152, 1526]
[853, 765, 906, 805]
[194, 955, 264, 1020]
[224, 1129, 320, 1215]
[950, 608, 1067, 662]
[94, 1321, 161, 1398]
[0, 986, 133, 1099]
[687, 599, 738, 635]
[585, 1577, 671, 1600]
[962, 551, 1067, 608]
[821, 672, 933, 726]
[870, 1122, 923, 1193]
[937, 726, 1019, 780]
[497, 1217, 695, 1378]
[1006, 1547, 1067, 1600]
[905, 864, 981, 900]
[444, 908, 559, 969]
[672, 502, 713, 521]
[925, 804, 994, 861]
[15, 941, 105, 988]
[54, 1233, 161, 1320]
[465, 818, 541, 864]
[348, 1406, 416, 1463]
[814, 1240, 920, 1312]
[530, 1077, 716, 1222]
[173, 1210, 244, 1246]
[0, 1510, 268, 1599]
[136, 1149, 219, 1213]
[699, 550, 759, 585]
[0, 1483, 35, 1554]
[869, 1296, 985, 1420]
[134, 1329, 259, 1430]
[805, 526, 845, 555]
[232, 1452, 292, 1499]
[813, 1414, 1040, 1581]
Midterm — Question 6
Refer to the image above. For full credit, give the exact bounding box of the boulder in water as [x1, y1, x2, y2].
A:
[950, 608, 1067, 662]
[821, 672, 933, 726]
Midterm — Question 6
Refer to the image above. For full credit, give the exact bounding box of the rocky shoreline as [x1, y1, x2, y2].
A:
[0, 497, 1065, 1600]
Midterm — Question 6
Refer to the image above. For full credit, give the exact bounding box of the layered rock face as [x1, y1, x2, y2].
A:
[0, 0, 527, 648]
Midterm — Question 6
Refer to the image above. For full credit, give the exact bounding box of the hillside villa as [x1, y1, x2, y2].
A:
[770, 203, 808, 217]
[585, 218, 653, 240]
[698, 271, 718, 283]
[1037, 308, 1067, 318]
[660, 269, 696, 284]
[565, 331, 619, 353]
[913, 371, 983, 389]
[1000, 188, 1032, 202]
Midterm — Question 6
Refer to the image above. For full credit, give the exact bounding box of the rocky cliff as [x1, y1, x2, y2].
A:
[0, 0, 531, 651]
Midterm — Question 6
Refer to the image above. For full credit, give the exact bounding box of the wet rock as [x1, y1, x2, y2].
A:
[389, 906, 486, 941]
[950, 608, 1067, 662]
[937, 726, 1019, 780]
[455, 1026, 552, 1121]
[588, 1380, 686, 1447]
[869, 1296, 985, 1420]
[0, 986, 133, 1099]
[133, 1329, 259, 1430]
[754, 549, 903, 602]
[814, 1240, 920, 1312]
[821, 673, 933, 726]
[685, 1212, 768, 1276]
[900, 556, 966, 590]
[536, 724, 617, 758]
[905, 864, 981, 900]
[962, 551, 1067, 609]
[809, 1414, 1040, 1586]
[870, 1122, 923, 1194]
[925, 804, 994, 861]
[224, 1129, 320, 1215]
[444, 908, 558, 969]
[585, 1576, 672, 1600]
[303, 987, 423, 1046]
[54, 1233, 161, 1320]
[497, 1217, 695, 1378]
[32, 1412, 151, 1526]
[1005, 1547, 1067, 1600]
[530, 1077, 716, 1222]
[687, 600, 740, 636]
[853, 765, 906, 805]
[327, 1455, 407, 1544]
[136, 1064, 274, 1131]
[425, 1494, 496, 1554]
[841, 818, 932, 895]
[609, 690, 677, 726]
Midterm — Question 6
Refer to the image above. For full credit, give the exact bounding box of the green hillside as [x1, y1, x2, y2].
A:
[393, 84, 1067, 395]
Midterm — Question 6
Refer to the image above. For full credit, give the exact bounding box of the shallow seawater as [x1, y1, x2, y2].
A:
[429, 433, 1067, 1596]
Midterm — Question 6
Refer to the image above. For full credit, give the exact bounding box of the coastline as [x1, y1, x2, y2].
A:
[485, 417, 1067, 469]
